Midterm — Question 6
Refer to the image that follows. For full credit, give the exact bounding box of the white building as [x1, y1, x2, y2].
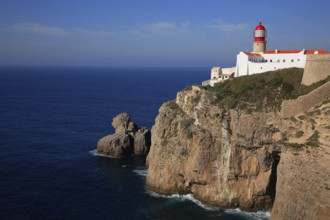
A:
[235, 49, 321, 77]
[203, 22, 330, 86]
[203, 67, 235, 86]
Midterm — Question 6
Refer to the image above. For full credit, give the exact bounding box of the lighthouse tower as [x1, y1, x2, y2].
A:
[253, 22, 267, 53]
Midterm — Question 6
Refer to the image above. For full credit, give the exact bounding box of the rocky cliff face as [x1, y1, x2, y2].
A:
[146, 85, 330, 217]
[146, 86, 282, 211]
[271, 100, 330, 220]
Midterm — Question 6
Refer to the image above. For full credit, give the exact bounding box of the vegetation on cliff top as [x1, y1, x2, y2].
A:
[203, 68, 330, 112]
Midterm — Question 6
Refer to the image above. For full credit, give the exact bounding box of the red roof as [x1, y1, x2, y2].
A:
[305, 49, 330, 54]
[255, 22, 266, 30]
[264, 49, 330, 54]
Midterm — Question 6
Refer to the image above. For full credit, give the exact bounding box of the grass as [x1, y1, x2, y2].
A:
[202, 68, 330, 112]
[305, 130, 320, 147]
[165, 100, 181, 111]
[295, 130, 304, 138]
[284, 142, 305, 148]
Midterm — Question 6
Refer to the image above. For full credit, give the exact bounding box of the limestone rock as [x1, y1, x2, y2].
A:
[97, 113, 151, 158]
[111, 112, 137, 134]
[146, 87, 281, 211]
[271, 101, 330, 220]
[97, 133, 133, 157]
[134, 127, 151, 156]
[146, 84, 330, 218]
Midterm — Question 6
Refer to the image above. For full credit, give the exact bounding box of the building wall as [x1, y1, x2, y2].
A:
[222, 67, 236, 75]
[235, 52, 306, 77]
[302, 54, 330, 85]
[211, 67, 222, 79]
[281, 81, 330, 118]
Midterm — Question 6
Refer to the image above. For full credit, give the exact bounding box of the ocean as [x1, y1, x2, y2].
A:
[0, 67, 270, 220]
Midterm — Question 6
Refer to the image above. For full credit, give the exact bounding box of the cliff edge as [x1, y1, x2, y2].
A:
[146, 68, 330, 217]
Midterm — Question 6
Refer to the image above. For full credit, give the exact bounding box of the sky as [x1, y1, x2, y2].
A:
[0, 0, 330, 67]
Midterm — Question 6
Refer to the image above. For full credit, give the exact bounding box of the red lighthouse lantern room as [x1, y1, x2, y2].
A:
[253, 22, 267, 53]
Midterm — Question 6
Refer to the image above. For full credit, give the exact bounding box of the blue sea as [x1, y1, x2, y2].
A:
[0, 67, 270, 220]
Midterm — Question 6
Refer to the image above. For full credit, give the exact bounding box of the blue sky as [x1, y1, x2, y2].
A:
[0, 0, 329, 67]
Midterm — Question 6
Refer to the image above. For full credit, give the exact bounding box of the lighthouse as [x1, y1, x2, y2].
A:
[202, 21, 330, 86]
[253, 22, 267, 53]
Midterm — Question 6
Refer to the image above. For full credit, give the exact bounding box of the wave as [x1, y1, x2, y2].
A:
[226, 208, 271, 219]
[147, 190, 270, 219]
[133, 167, 148, 177]
[147, 191, 220, 211]
[88, 149, 118, 159]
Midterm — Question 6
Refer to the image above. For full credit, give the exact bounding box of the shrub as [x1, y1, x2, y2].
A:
[295, 130, 304, 138]
[306, 130, 320, 147]
[183, 86, 192, 91]
[192, 93, 201, 104]
[165, 100, 180, 110]
[284, 142, 304, 148]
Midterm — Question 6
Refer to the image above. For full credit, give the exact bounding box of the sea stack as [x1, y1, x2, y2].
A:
[97, 113, 151, 158]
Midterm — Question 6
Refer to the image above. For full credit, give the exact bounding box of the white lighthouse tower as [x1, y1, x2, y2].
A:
[253, 22, 267, 53]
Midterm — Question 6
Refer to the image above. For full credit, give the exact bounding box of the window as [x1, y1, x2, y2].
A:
[270, 59, 273, 62]
[283, 59, 285, 62]
[291, 59, 294, 62]
[297, 59, 300, 62]
[261, 67, 263, 69]
[277, 59, 280, 62]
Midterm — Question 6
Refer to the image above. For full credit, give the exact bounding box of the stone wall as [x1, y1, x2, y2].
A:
[281, 81, 330, 118]
[302, 54, 330, 85]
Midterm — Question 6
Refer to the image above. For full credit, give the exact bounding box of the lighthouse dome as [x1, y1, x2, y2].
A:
[255, 22, 266, 30]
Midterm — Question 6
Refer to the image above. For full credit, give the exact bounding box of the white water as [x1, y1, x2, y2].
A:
[148, 191, 271, 219]
[133, 167, 148, 177]
[89, 149, 118, 159]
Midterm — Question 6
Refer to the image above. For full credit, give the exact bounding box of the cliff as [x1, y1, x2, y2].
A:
[146, 69, 330, 217]
[146, 86, 281, 211]
[271, 100, 330, 219]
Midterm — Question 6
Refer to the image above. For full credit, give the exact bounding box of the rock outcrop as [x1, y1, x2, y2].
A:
[146, 86, 282, 211]
[146, 84, 330, 217]
[97, 113, 151, 157]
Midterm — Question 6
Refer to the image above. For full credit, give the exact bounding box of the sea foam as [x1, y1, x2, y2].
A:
[89, 149, 118, 159]
[133, 167, 148, 177]
[147, 190, 270, 219]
